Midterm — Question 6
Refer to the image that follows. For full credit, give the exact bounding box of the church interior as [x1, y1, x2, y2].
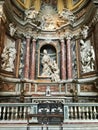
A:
[0, 0, 98, 129]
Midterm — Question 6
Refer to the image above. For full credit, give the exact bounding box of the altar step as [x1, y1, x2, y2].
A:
[0, 123, 98, 130]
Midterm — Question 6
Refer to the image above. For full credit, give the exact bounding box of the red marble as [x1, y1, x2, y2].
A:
[30, 39, 36, 79]
[66, 38, 72, 79]
[24, 37, 30, 78]
[61, 39, 66, 79]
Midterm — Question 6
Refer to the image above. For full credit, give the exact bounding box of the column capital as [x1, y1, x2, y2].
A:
[32, 38, 36, 42]
[65, 32, 73, 40]
[60, 39, 65, 43]
[25, 35, 31, 39]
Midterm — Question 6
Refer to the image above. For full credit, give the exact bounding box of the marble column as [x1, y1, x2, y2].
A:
[24, 36, 30, 79]
[60, 39, 66, 79]
[66, 35, 72, 79]
[15, 38, 21, 78]
[30, 39, 36, 79]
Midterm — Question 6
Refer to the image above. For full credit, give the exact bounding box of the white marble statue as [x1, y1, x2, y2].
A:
[9, 23, 17, 36]
[1, 45, 16, 72]
[41, 49, 52, 76]
[80, 39, 95, 73]
[51, 60, 60, 82]
[41, 49, 60, 82]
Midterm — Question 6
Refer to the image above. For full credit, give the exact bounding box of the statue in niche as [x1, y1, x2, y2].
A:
[9, 23, 17, 36]
[1, 45, 16, 72]
[41, 49, 60, 82]
[80, 40, 95, 73]
[41, 49, 52, 76]
[25, 6, 38, 20]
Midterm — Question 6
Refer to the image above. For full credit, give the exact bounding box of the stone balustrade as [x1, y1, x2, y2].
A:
[0, 103, 34, 123]
[0, 103, 98, 123]
[64, 103, 98, 121]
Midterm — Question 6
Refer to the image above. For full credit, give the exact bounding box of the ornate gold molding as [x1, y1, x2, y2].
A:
[16, 0, 31, 9]
[67, 0, 86, 11]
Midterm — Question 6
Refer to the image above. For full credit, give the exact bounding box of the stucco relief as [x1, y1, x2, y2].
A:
[80, 25, 95, 73]
[59, 8, 76, 23]
[25, 6, 38, 20]
[1, 38, 16, 72]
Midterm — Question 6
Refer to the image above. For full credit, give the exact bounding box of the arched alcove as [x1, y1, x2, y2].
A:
[39, 44, 57, 76]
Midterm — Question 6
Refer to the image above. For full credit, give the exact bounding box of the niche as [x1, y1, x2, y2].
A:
[39, 44, 57, 76]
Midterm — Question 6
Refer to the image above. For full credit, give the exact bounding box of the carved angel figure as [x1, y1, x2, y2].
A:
[59, 8, 76, 23]
[25, 7, 38, 20]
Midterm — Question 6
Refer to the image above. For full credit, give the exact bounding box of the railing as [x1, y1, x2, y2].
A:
[0, 103, 33, 123]
[0, 103, 98, 123]
[64, 103, 98, 121]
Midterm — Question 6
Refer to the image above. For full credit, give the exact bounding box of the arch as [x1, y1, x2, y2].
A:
[38, 44, 57, 76]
